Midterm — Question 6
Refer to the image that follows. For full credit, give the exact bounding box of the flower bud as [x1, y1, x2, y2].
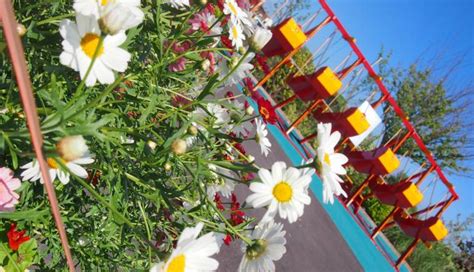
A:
[188, 125, 198, 136]
[201, 59, 211, 71]
[56, 135, 88, 161]
[164, 162, 172, 171]
[245, 105, 254, 115]
[247, 155, 255, 163]
[147, 140, 157, 151]
[171, 139, 187, 155]
[17, 24, 27, 37]
[249, 27, 272, 51]
[99, 3, 144, 35]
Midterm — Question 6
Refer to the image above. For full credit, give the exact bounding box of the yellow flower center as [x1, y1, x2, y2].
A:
[167, 254, 185, 272]
[272, 182, 292, 202]
[232, 25, 239, 39]
[80, 33, 104, 59]
[47, 158, 65, 169]
[324, 153, 331, 166]
[100, 0, 111, 5]
[228, 2, 238, 15]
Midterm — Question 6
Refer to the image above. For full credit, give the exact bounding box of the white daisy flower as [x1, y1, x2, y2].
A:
[165, 0, 190, 9]
[192, 103, 232, 132]
[246, 161, 312, 223]
[255, 118, 271, 157]
[207, 164, 236, 198]
[59, 14, 131, 86]
[230, 99, 252, 137]
[99, 2, 144, 35]
[190, 12, 223, 37]
[150, 222, 220, 272]
[20, 155, 94, 185]
[238, 220, 287, 272]
[228, 21, 245, 50]
[241, 9, 259, 37]
[316, 123, 349, 204]
[73, 0, 143, 19]
[217, 53, 255, 86]
[208, 103, 231, 126]
[223, 0, 252, 28]
[120, 135, 135, 144]
[73, 0, 109, 16]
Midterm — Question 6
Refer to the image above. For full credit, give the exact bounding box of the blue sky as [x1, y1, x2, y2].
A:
[263, 0, 473, 223]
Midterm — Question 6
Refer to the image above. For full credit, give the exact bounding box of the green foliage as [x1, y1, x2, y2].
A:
[0, 237, 38, 271]
[385, 227, 458, 272]
[381, 63, 467, 171]
[257, 47, 319, 142]
[446, 215, 474, 271]
[271, 0, 311, 23]
[0, 0, 259, 270]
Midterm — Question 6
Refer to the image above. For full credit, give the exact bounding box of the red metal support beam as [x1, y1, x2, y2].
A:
[256, 15, 333, 88]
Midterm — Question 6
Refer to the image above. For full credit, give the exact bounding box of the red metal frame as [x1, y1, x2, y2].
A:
[318, 0, 458, 200]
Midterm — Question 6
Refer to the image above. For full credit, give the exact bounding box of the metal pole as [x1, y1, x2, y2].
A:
[0, 1, 75, 270]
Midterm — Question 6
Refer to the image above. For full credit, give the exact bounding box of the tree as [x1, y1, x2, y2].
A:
[270, 0, 311, 23]
[348, 50, 472, 173]
[446, 214, 474, 271]
[381, 64, 470, 172]
[385, 226, 458, 271]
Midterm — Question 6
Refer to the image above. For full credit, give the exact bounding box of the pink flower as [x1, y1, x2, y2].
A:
[236, 0, 250, 9]
[171, 41, 191, 53]
[189, 11, 222, 36]
[168, 57, 187, 72]
[164, 40, 192, 53]
[189, 11, 210, 33]
[204, 3, 215, 15]
[0, 167, 21, 211]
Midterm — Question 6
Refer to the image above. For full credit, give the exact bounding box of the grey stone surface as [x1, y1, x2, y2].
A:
[216, 131, 362, 271]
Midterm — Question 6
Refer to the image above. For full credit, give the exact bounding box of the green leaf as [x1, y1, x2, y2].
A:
[138, 94, 159, 126]
[0, 208, 48, 221]
[197, 73, 219, 100]
[0, 41, 6, 53]
[18, 239, 38, 269]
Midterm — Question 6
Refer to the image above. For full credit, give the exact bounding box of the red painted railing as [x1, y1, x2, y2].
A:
[318, 0, 458, 200]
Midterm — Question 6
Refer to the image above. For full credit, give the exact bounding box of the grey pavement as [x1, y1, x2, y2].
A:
[216, 129, 362, 272]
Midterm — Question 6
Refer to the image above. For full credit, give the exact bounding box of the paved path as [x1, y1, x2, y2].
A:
[216, 131, 362, 271]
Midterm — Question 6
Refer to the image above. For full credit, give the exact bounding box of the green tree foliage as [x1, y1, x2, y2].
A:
[446, 215, 474, 271]
[385, 227, 458, 272]
[381, 64, 467, 172]
[271, 0, 311, 23]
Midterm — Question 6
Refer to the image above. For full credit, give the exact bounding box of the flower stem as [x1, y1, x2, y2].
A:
[73, 175, 134, 227]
